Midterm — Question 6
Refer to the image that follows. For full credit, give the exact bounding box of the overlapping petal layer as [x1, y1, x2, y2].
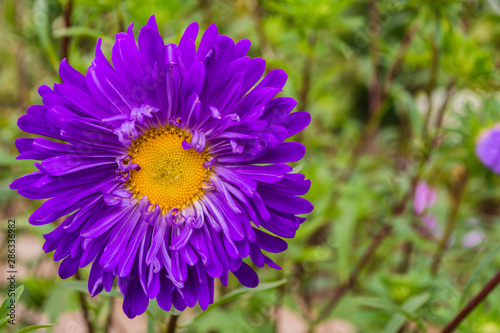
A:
[11, 16, 312, 318]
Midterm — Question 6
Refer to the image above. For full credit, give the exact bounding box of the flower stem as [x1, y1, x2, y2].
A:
[434, 80, 457, 129]
[422, 30, 439, 139]
[198, 0, 212, 28]
[166, 314, 179, 333]
[431, 169, 468, 276]
[298, 34, 317, 113]
[247, 0, 273, 59]
[105, 297, 114, 332]
[61, 0, 73, 61]
[383, 19, 420, 91]
[442, 268, 500, 333]
[368, 0, 382, 116]
[75, 270, 94, 333]
[313, 223, 393, 325]
[117, 3, 125, 32]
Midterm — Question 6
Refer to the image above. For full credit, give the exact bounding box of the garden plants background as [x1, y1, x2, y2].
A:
[2, 0, 500, 332]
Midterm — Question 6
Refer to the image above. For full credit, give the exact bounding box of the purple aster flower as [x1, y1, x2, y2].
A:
[413, 181, 436, 215]
[10, 16, 313, 318]
[476, 125, 500, 173]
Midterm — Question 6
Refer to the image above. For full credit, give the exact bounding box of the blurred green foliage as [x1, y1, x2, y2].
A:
[2, 0, 500, 332]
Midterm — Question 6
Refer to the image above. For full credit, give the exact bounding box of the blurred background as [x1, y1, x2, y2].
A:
[2, 0, 500, 332]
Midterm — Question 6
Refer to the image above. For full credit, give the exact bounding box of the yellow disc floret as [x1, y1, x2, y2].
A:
[127, 126, 210, 212]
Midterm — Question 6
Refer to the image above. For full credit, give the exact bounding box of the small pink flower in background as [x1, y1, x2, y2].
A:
[421, 213, 443, 239]
[462, 230, 486, 248]
[413, 182, 441, 240]
[421, 213, 437, 231]
[414, 181, 437, 215]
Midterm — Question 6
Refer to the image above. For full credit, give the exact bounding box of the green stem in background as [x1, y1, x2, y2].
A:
[431, 169, 468, 276]
[422, 28, 440, 140]
[13, 0, 28, 109]
[272, 254, 286, 333]
[434, 80, 456, 129]
[442, 268, 500, 333]
[397, 241, 414, 274]
[310, 7, 422, 326]
[246, 0, 274, 59]
[198, 0, 212, 28]
[293, 32, 316, 146]
[75, 270, 95, 333]
[292, 263, 314, 322]
[383, 20, 420, 92]
[166, 313, 179, 333]
[314, 80, 457, 324]
[61, 0, 73, 61]
[298, 34, 317, 113]
[368, 0, 382, 117]
[338, 16, 419, 186]
[105, 297, 114, 332]
[117, 3, 125, 33]
[339, 98, 390, 184]
[33, 0, 61, 72]
[312, 223, 393, 326]
[312, 168, 419, 325]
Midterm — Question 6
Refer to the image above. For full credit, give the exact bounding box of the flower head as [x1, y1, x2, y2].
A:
[476, 125, 500, 173]
[10, 17, 313, 318]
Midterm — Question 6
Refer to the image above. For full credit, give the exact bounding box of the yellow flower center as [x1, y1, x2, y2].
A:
[127, 126, 210, 212]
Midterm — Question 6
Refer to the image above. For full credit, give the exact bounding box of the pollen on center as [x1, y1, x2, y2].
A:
[127, 126, 210, 212]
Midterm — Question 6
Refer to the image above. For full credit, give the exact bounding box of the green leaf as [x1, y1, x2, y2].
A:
[0, 285, 24, 320]
[145, 310, 166, 331]
[57, 281, 122, 298]
[147, 315, 155, 333]
[33, 0, 59, 71]
[356, 293, 430, 333]
[335, 199, 357, 281]
[459, 243, 500, 308]
[0, 148, 33, 167]
[144, 300, 170, 331]
[17, 324, 57, 333]
[383, 293, 430, 333]
[0, 315, 11, 329]
[42, 285, 77, 324]
[178, 279, 286, 328]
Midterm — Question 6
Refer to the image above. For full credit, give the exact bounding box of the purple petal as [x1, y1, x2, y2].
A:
[232, 262, 259, 288]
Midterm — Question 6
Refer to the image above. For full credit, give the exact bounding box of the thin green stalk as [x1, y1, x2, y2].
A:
[105, 297, 114, 332]
[117, 3, 125, 32]
[312, 223, 393, 326]
[368, 0, 382, 116]
[313, 82, 456, 324]
[75, 270, 94, 333]
[310, 7, 422, 325]
[246, 0, 273, 59]
[431, 169, 468, 276]
[338, 16, 419, 186]
[423, 31, 439, 139]
[298, 34, 317, 113]
[272, 254, 286, 333]
[383, 20, 420, 91]
[198, 0, 212, 28]
[434, 80, 457, 129]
